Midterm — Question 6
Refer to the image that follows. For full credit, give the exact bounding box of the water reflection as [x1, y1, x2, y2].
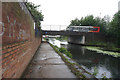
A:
[67, 44, 120, 78]
[49, 38, 61, 47]
[49, 38, 68, 48]
[49, 38, 120, 78]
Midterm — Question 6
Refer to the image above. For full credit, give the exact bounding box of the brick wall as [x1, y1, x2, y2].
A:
[1, 2, 42, 78]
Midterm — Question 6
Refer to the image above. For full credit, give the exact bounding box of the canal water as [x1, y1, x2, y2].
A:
[49, 38, 120, 78]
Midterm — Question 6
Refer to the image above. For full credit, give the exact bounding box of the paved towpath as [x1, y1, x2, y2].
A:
[23, 43, 76, 78]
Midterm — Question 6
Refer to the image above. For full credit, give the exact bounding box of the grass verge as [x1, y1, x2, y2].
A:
[84, 46, 120, 58]
[49, 43, 97, 79]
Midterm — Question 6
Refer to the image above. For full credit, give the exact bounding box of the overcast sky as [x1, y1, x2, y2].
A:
[28, 0, 119, 30]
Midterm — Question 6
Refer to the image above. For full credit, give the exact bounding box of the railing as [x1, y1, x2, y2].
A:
[42, 25, 100, 33]
[41, 25, 68, 31]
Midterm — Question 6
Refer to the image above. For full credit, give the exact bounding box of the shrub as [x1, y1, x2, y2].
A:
[59, 47, 72, 58]
[59, 47, 67, 53]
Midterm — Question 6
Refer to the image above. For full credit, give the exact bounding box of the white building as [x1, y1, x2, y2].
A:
[119, 1, 120, 11]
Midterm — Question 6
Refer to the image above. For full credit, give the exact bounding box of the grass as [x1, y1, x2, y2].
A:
[86, 41, 120, 52]
[43, 37, 49, 41]
[86, 41, 107, 46]
[49, 41, 115, 79]
[56, 36, 68, 41]
[103, 44, 120, 52]
[59, 47, 72, 58]
[93, 66, 98, 76]
[49, 43, 96, 79]
[84, 46, 120, 58]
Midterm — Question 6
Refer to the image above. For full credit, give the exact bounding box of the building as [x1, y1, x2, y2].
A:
[119, 1, 120, 11]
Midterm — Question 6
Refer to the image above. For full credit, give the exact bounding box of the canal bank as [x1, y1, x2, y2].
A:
[48, 38, 120, 78]
[22, 42, 76, 78]
[49, 43, 96, 79]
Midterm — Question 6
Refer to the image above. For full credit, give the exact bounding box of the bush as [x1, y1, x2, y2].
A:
[59, 47, 67, 53]
[59, 47, 72, 58]
[86, 41, 107, 46]
[65, 51, 72, 58]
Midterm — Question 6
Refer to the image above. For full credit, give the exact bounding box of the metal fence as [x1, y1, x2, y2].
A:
[41, 25, 68, 31]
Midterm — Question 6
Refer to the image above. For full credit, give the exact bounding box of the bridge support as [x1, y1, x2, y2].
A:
[68, 35, 85, 44]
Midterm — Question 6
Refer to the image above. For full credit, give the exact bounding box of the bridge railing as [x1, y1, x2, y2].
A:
[41, 25, 68, 31]
[41, 25, 100, 33]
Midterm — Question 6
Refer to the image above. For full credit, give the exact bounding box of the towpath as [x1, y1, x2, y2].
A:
[23, 42, 76, 78]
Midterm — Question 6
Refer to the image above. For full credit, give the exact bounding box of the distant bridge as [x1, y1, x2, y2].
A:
[42, 30, 91, 35]
[41, 25, 100, 35]
[41, 25, 100, 44]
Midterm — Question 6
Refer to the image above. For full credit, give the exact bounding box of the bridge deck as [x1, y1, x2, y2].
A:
[42, 30, 93, 35]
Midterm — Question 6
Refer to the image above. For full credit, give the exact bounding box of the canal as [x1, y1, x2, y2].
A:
[49, 38, 120, 78]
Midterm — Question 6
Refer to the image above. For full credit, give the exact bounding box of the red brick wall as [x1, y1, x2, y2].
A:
[1, 2, 41, 78]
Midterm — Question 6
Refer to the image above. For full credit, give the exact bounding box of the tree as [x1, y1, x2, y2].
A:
[69, 18, 81, 26]
[103, 15, 111, 30]
[80, 15, 96, 26]
[69, 15, 107, 33]
[108, 11, 120, 47]
[26, 2, 44, 27]
[69, 12, 120, 47]
[94, 17, 107, 33]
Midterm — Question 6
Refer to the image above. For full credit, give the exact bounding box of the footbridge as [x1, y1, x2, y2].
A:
[41, 25, 100, 44]
[42, 30, 90, 35]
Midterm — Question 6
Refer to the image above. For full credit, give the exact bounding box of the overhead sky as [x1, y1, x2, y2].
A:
[28, 0, 119, 30]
